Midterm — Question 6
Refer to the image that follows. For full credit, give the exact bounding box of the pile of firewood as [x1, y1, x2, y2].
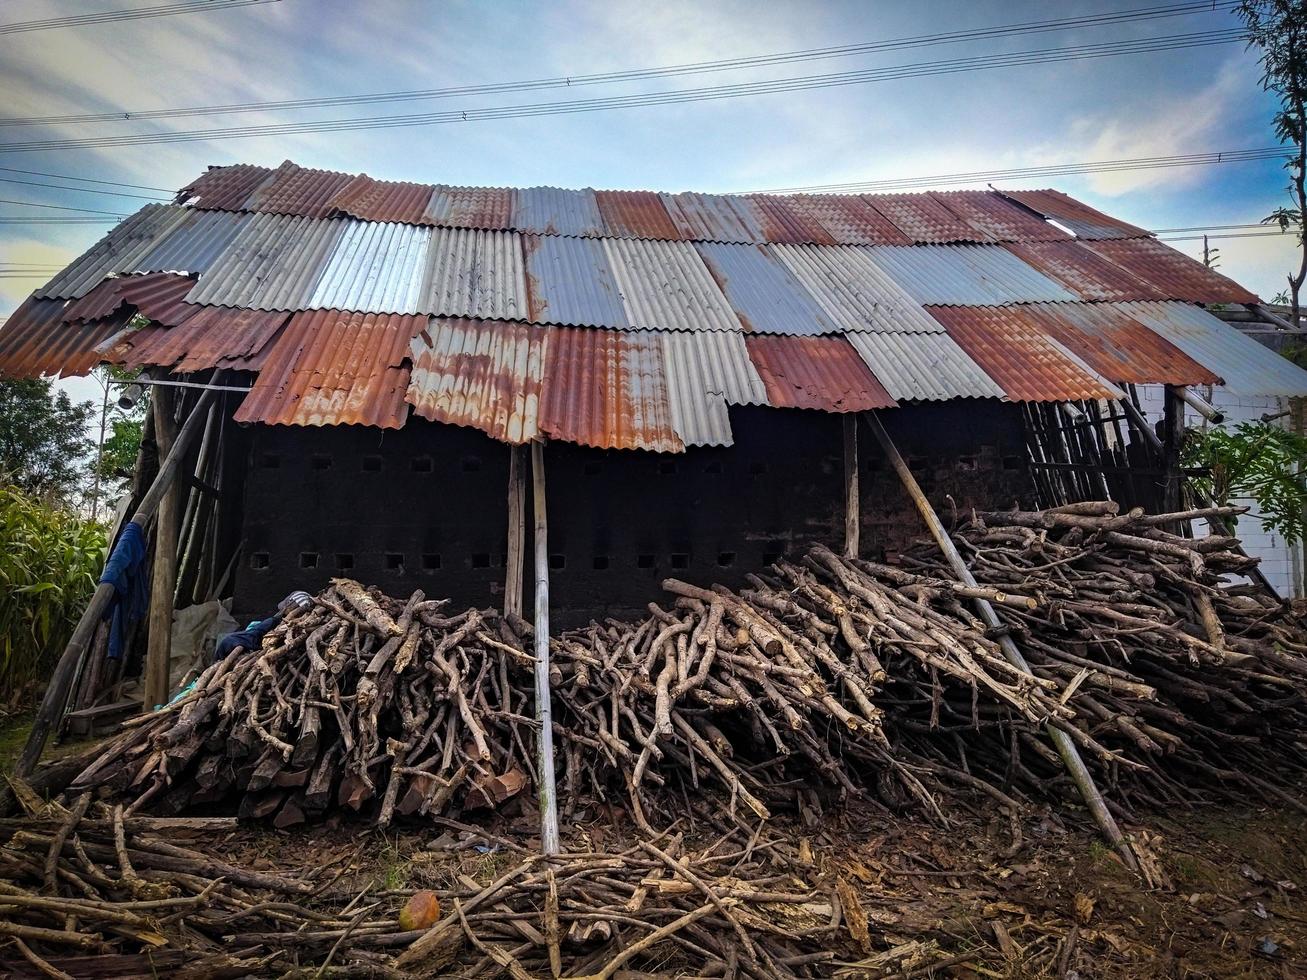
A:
[66, 505, 1307, 832]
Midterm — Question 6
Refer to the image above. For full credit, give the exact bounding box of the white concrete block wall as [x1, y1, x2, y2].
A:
[1136, 384, 1303, 598]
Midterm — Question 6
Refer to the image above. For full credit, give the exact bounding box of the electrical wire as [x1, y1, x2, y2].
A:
[0, 176, 169, 200]
[0, 198, 128, 215]
[0, 166, 174, 192]
[0, 0, 280, 36]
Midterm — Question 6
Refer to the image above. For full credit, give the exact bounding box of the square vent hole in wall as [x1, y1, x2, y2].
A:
[386, 553, 404, 571]
[335, 554, 354, 571]
[422, 554, 441, 571]
[250, 552, 270, 570]
[412, 456, 433, 473]
[637, 554, 655, 569]
[300, 553, 318, 569]
[311, 454, 332, 471]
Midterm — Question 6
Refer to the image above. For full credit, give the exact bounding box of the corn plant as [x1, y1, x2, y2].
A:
[0, 483, 106, 705]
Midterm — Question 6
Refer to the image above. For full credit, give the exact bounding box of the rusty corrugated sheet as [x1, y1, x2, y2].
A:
[406, 317, 545, 444]
[419, 227, 528, 321]
[114, 272, 201, 326]
[244, 161, 356, 219]
[602, 237, 740, 333]
[932, 191, 1068, 242]
[999, 189, 1149, 239]
[135, 209, 248, 274]
[423, 185, 514, 230]
[1002, 240, 1164, 302]
[308, 220, 432, 315]
[661, 192, 766, 244]
[523, 234, 629, 328]
[791, 194, 912, 246]
[327, 174, 435, 224]
[846, 331, 1004, 402]
[861, 192, 983, 243]
[539, 327, 683, 452]
[0, 296, 127, 378]
[745, 334, 896, 412]
[694, 241, 839, 335]
[595, 190, 680, 240]
[234, 309, 425, 428]
[35, 205, 192, 299]
[1080, 237, 1260, 304]
[62, 278, 131, 323]
[101, 306, 289, 372]
[513, 186, 605, 237]
[927, 305, 1120, 402]
[178, 164, 275, 211]
[747, 195, 837, 245]
[863, 244, 1077, 306]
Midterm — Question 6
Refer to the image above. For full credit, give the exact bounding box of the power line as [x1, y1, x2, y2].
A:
[1, 1, 1237, 127]
[0, 29, 1245, 153]
[0, 216, 119, 224]
[0, 166, 175, 192]
[0, 198, 128, 215]
[0, 176, 168, 200]
[0, 0, 280, 36]
[1159, 230, 1292, 242]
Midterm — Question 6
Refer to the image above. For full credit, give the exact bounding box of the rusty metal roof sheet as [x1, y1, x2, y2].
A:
[746, 334, 896, 412]
[694, 242, 839, 335]
[747, 194, 837, 246]
[234, 309, 425, 428]
[179, 164, 275, 211]
[1122, 301, 1307, 396]
[423, 185, 514, 230]
[1002, 240, 1164, 302]
[34, 204, 192, 299]
[406, 317, 545, 444]
[418, 227, 529, 321]
[999, 189, 1149, 239]
[595, 190, 681, 240]
[186, 212, 346, 311]
[523, 234, 629, 328]
[788, 194, 912, 246]
[602, 236, 740, 333]
[244, 161, 356, 219]
[1079, 238, 1260, 304]
[846, 331, 1004, 401]
[0, 296, 127, 378]
[67, 272, 197, 327]
[662, 192, 766, 244]
[539, 327, 682, 452]
[513, 187, 604, 238]
[328, 174, 435, 224]
[308, 220, 432, 315]
[101, 306, 289, 373]
[862, 244, 1077, 306]
[862, 192, 983, 243]
[661, 329, 767, 447]
[134, 208, 249, 274]
[931, 191, 1070, 243]
[769, 244, 945, 334]
[927, 305, 1121, 402]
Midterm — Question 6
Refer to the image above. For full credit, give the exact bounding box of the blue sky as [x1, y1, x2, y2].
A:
[0, 0, 1300, 405]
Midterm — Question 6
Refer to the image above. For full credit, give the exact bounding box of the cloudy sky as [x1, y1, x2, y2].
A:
[0, 0, 1299, 405]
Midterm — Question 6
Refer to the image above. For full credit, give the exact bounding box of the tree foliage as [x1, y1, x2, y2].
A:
[1184, 420, 1307, 543]
[0, 377, 93, 503]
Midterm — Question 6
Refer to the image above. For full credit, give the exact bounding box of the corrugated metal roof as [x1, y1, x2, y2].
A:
[1080, 238, 1260, 304]
[328, 174, 435, 224]
[862, 192, 982, 243]
[234, 309, 425, 428]
[34, 205, 192, 299]
[862, 245, 1078, 305]
[244, 161, 356, 219]
[931, 191, 1070, 243]
[1002, 240, 1164, 302]
[662, 192, 766, 244]
[694, 242, 839, 335]
[418, 227, 529, 321]
[769, 244, 945, 334]
[406, 317, 545, 444]
[308, 221, 432, 315]
[423, 185, 514, 230]
[66, 273, 196, 327]
[179, 164, 274, 211]
[999, 189, 1149, 239]
[1123, 301, 1307, 396]
[595, 190, 681, 240]
[788, 194, 912, 245]
[602, 236, 741, 333]
[747, 194, 837, 245]
[745, 334, 896, 412]
[539, 327, 683, 452]
[927, 305, 1121, 402]
[0, 296, 131, 378]
[102, 306, 289, 373]
[512, 187, 604, 238]
[846, 331, 1005, 401]
[186, 212, 346, 311]
[63, 278, 131, 323]
[523, 234, 629, 328]
[135, 209, 249, 274]
[661, 329, 767, 447]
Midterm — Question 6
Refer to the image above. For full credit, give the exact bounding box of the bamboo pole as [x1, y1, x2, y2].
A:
[531, 440, 560, 855]
[143, 385, 181, 711]
[863, 411, 1140, 874]
[843, 415, 859, 558]
[17, 387, 217, 777]
[504, 444, 526, 619]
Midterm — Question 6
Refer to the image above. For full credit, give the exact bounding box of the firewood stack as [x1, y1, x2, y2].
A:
[67, 504, 1307, 831]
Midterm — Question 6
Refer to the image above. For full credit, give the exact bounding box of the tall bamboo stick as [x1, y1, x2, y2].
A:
[531, 440, 560, 855]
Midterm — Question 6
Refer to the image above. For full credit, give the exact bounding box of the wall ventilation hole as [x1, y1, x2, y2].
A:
[311, 454, 332, 470]
[637, 554, 655, 569]
[259, 453, 280, 469]
[422, 554, 441, 571]
[299, 552, 318, 569]
[461, 456, 481, 472]
[583, 461, 602, 476]
[957, 456, 977, 472]
[385, 553, 404, 571]
[250, 552, 270, 570]
[412, 456, 433, 472]
[593, 556, 610, 570]
[549, 554, 566, 570]
[658, 460, 677, 475]
[763, 552, 781, 566]
[362, 456, 382, 472]
[335, 554, 354, 570]
[472, 553, 490, 568]
[670, 553, 689, 569]
[717, 551, 736, 568]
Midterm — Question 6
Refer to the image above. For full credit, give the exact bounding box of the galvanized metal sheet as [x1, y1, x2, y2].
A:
[34, 204, 192, 299]
[308, 220, 432, 315]
[747, 194, 836, 245]
[418, 227, 529, 321]
[846, 331, 1005, 401]
[134, 209, 249, 274]
[861, 192, 982, 243]
[102, 306, 289, 373]
[186, 212, 346, 311]
[769, 244, 945, 334]
[1002, 240, 1164, 302]
[328, 174, 435, 224]
[423, 185, 514, 230]
[931, 191, 1069, 243]
[861, 244, 1077, 306]
[178, 163, 275, 211]
[234, 309, 425, 428]
[540, 327, 683, 452]
[693, 242, 840, 335]
[244, 160, 356, 218]
[927, 305, 1121, 402]
[406, 317, 545, 444]
[523, 234, 629, 328]
[1081, 238, 1260, 304]
[595, 190, 680, 240]
[790, 194, 912, 246]
[999, 189, 1149, 239]
[602, 237, 740, 333]
[1123, 301, 1307, 396]
[661, 330, 767, 447]
[745, 334, 896, 412]
[661, 192, 766, 244]
[512, 186, 604, 238]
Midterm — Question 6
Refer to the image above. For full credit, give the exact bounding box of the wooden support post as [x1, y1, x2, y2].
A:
[863, 411, 1140, 874]
[843, 414, 859, 558]
[531, 440, 560, 856]
[1161, 385, 1185, 519]
[144, 385, 181, 711]
[504, 444, 526, 619]
[17, 387, 217, 777]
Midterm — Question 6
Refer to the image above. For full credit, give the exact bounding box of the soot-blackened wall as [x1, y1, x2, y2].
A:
[233, 401, 1032, 626]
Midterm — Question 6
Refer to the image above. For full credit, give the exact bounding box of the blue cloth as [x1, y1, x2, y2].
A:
[99, 521, 149, 660]
[214, 614, 282, 662]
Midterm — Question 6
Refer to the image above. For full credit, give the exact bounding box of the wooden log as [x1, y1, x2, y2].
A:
[144, 383, 181, 711]
[843, 414, 859, 558]
[504, 443, 526, 619]
[531, 440, 560, 856]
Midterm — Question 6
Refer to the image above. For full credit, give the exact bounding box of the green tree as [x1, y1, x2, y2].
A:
[0, 377, 93, 503]
[1184, 420, 1307, 543]
[86, 366, 146, 520]
[1238, 1, 1307, 327]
